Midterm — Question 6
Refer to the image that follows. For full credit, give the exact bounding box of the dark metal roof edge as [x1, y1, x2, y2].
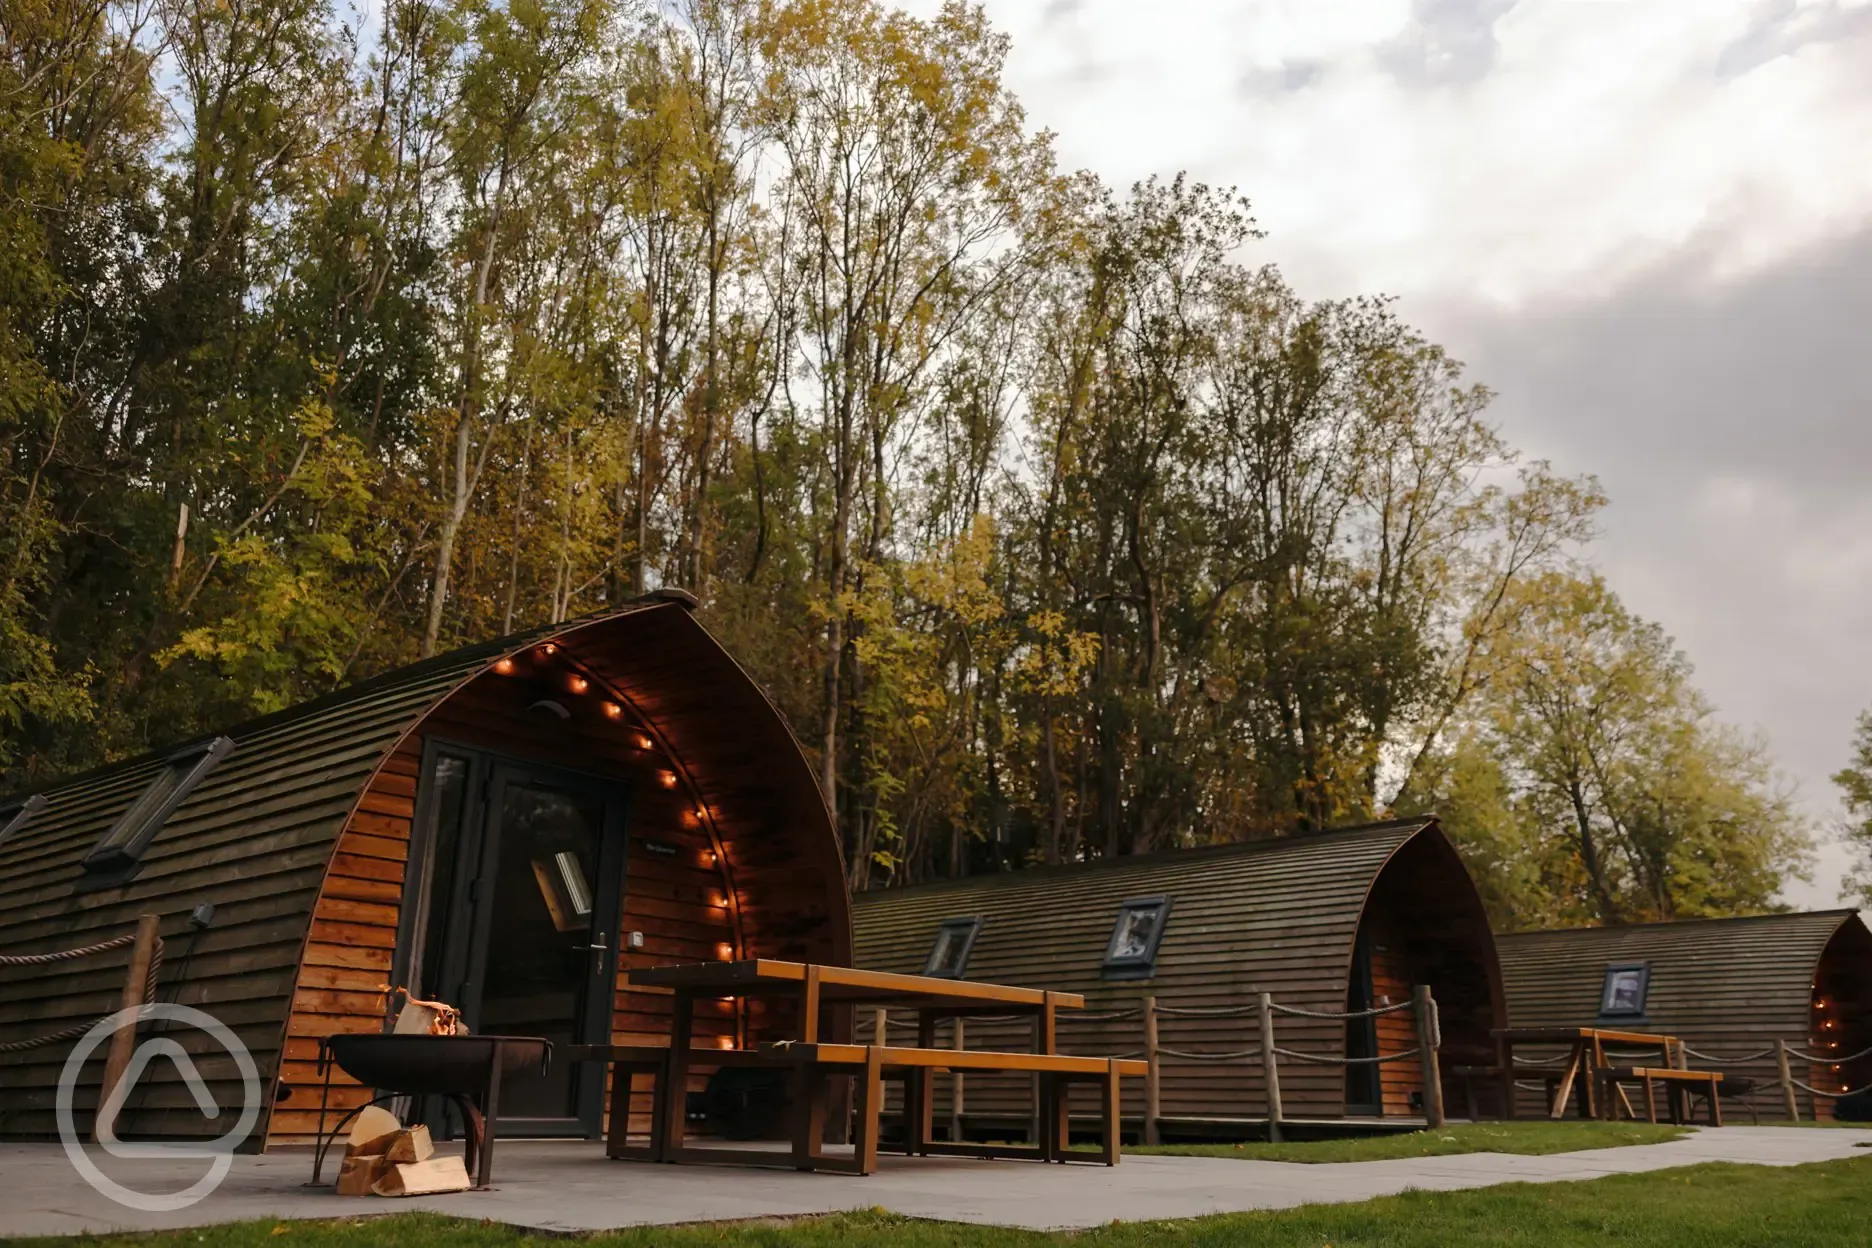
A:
[852, 816, 1437, 903]
[1498, 908, 1861, 944]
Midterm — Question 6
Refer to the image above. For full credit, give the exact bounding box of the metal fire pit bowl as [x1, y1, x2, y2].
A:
[311, 1034, 552, 1190]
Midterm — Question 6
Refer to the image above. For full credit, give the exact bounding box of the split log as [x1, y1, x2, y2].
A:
[335, 1154, 389, 1197]
[372, 1155, 473, 1196]
[345, 1105, 401, 1156]
[384, 1125, 434, 1164]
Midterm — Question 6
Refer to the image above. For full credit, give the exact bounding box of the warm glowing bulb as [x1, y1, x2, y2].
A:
[716, 942, 733, 961]
[635, 734, 653, 750]
[658, 771, 677, 788]
[718, 1035, 735, 1050]
[701, 850, 717, 868]
[540, 643, 557, 656]
[493, 657, 516, 675]
[567, 675, 589, 695]
[602, 701, 622, 720]
[708, 891, 727, 908]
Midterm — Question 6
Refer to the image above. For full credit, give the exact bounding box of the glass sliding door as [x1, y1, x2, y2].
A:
[404, 747, 629, 1138]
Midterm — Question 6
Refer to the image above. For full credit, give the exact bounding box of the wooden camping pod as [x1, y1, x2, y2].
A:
[0, 598, 849, 1147]
[853, 817, 1504, 1131]
[1498, 910, 1872, 1121]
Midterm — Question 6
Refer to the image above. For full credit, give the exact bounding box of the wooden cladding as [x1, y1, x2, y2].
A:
[1498, 911, 1872, 1122]
[853, 819, 1502, 1128]
[268, 608, 848, 1147]
[2, 600, 850, 1148]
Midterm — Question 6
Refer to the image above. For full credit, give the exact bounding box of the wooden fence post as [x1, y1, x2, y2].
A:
[1258, 992, 1283, 1143]
[950, 1018, 966, 1143]
[1413, 984, 1445, 1129]
[1776, 1039, 1801, 1122]
[95, 914, 161, 1143]
[1142, 996, 1161, 1146]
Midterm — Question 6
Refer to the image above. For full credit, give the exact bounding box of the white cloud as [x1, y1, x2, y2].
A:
[918, 0, 1872, 306]
[905, 0, 1872, 907]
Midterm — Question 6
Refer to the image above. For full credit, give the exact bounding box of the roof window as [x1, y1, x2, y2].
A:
[0, 794, 47, 850]
[1102, 896, 1172, 980]
[1598, 962, 1650, 1020]
[82, 737, 235, 876]
[923, 916, 983, 979]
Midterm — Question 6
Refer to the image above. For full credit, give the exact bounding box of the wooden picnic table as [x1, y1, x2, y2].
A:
[593, 959, 1105, 1173]
[1492, 1026, 1680, 1121]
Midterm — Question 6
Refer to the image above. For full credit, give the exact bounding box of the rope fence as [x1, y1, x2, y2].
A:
[1788, 1076, 1872, 1098]
[0, 941, 163, 1054]
[1269, 999, 1415, 1021]
[0, 921, 164, 1055]
[0, 930, 141, 966]
[1157, 1046, 1257, 1062]
[1276, 1045, 1422, 1065]
[862, 981, 1449, 1145]
[1679, 1046, 1776, 1065]
[1785, 1043, 1872, 1065]
[0, 914, 166, 1146]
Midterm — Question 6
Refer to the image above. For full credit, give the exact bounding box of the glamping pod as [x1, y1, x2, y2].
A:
[1498, 910, 1872, 1120]
[853, 817, 1504, 1132]
[0, 597, 848, 1147]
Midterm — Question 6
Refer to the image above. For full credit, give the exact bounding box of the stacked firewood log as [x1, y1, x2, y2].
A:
[335, 1106, 472, 1196]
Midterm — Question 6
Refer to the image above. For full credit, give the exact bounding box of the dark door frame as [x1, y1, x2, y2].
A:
[395, 737, 631, 1137]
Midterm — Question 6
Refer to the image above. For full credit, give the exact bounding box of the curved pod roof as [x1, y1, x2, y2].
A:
[857, 818, 1464, 1001]
[0, 599, 848, 1141]
[1499, 910, 1868, 1034]
[1498, 911, 1872, 1120]
[855, 817, 1504, 1123]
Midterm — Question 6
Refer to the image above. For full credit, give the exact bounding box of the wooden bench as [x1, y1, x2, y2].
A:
[767, 1042, 1147, 1171]
[571, 1043, 1144, 1174]
[1602, 1066, 1723, 1126]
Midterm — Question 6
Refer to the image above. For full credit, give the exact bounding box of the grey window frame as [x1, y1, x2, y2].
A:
[81, 736, 235, 876]
[0, 794, 47, 850]
[1597, 962, 1651, 1019]
[922, 915, 984, 979]
[1101, 895, 1173, 980]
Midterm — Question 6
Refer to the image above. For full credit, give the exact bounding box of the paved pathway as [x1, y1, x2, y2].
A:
[2, 1127, 1867, 1238]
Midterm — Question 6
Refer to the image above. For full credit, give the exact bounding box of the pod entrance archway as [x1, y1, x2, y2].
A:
[407, 742, 631, 1139]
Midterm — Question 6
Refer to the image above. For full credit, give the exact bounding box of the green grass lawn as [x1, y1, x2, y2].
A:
[1117, 1118, 1688, 1162]
[15, 1157, 1871, 1248]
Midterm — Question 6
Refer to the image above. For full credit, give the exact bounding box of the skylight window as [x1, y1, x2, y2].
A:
[923, 916, 983, 979]
[1598, 962, 1650, 1020]
[1102, 896, 1172, 980]
[0, 794, 47, 850]
[82, 737, 235, 876]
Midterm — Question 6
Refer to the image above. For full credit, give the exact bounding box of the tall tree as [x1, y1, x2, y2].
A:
[1439, 571, 1807, 927]
[1833, 711, 1872, 906]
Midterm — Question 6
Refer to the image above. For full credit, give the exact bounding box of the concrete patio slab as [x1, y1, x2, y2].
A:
[1, 1126, 1867, 1238]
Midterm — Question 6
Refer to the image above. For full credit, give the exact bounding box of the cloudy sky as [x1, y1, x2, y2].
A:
[907, 0, 1872, 905]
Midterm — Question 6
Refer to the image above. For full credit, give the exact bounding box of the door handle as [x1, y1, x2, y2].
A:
[580, 941, 608, 952]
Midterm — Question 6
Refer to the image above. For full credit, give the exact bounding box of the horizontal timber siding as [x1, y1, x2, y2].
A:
[1497, 911, 1872, 1122]
[854, 819, 1502, 1130]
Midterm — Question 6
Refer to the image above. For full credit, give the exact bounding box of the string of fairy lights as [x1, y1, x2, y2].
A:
[490, 641, 749, 1048]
